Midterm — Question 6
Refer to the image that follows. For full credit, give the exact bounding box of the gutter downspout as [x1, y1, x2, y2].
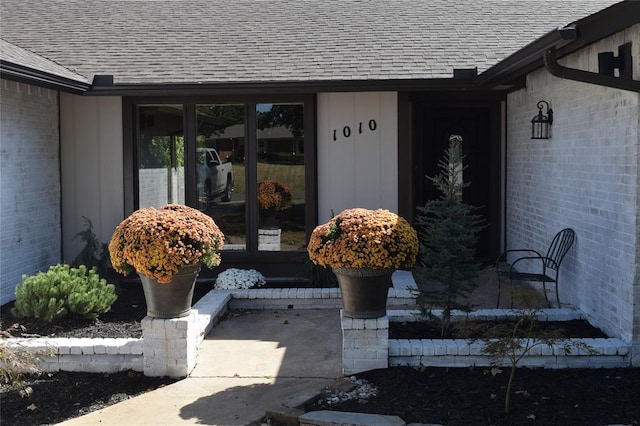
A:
[544, 48, 640, 92]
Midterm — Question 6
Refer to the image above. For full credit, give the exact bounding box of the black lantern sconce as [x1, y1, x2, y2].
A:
[531, 100, 554, 140]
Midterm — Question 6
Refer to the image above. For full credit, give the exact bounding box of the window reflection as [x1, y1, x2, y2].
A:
[135, 102, 308, 255]
[448, 134, 463, 200]
[196, 105, 246, 250]
[256, 104, 305, 251]
[137, 105, 185, 208]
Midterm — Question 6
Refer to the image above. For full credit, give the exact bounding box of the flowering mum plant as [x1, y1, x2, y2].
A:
[257, 180, 292, 213]
[108, 204, 225, 283]
[307, 208, 418, 270]
[214, 268, 266, 290]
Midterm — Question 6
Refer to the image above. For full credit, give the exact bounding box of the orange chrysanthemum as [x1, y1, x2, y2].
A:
[257, 180, 292, 212]
[108, 204, 225, 283]
[307, 208, 418, 270]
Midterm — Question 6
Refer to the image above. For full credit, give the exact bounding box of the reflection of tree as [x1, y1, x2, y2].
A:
[257, 104, 304, 138]
[146, 136, 184, 167]
[197, 105, 244, 143]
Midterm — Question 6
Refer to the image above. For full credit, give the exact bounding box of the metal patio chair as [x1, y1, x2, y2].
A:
[496, 228, 575, 308]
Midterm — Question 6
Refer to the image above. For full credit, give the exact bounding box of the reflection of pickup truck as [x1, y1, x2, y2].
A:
[197, 148, 233, 205]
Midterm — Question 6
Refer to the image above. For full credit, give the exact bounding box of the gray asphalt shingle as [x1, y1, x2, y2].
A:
[0, 0, 621, 85]
[0, 39, 88, 83]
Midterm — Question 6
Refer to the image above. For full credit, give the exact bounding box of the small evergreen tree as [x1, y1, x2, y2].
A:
[72, 217, 111, 277]
[415, 135, 485, 336]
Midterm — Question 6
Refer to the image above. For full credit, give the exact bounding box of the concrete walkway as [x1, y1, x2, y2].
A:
[57, 269, 548, 426]
[59, 309, 342, 426]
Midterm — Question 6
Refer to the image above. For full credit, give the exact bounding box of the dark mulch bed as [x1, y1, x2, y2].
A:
[390, 318, 609, 339]
[2, 280, 639, 425]
[0, 279, 209, 425]
[0, 279, 213, 339]
[305, 318, 638, 425]
[0, 276, 324, 339]
[1, 371, 180, 426]
[306, 366, 640, 425]
[0, 277, 318, 425]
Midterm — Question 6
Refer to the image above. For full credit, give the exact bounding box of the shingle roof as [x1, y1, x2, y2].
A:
[0, 0, 621, 85]
[0, 39, 88, 83]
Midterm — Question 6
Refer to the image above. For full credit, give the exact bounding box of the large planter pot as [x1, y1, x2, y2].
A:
[333, 267, 394, 319]
[138, 264, 200, 318]
[259, 211, 280, 230]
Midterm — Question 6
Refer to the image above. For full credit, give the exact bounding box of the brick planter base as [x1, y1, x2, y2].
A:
[341, 308, 631, 375]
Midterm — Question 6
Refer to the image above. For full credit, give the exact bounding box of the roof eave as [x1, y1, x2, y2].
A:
[478, 0, 640, 90]
[86, 77, 482, 96]
[477, 28, 570, 89]
[1, 60, 90, 94]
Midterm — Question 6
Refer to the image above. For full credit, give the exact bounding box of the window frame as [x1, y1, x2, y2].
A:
[122, 94, 317, 270]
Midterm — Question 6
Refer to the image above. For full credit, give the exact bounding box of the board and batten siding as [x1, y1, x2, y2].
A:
[59, 94, 123, 265]
[316, 92, 398, 224]
[0, 80, 61, 304]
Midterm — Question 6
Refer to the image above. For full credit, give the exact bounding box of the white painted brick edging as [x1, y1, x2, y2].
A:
[3, 337, 144, 374]
[2, 291, 232, 378]
[228, 270, 416, 310]
[0, 271, 416, 377]
[7, 271, 628, 378]
[341, 308, 632, 375]
[141, 290, 232, 377]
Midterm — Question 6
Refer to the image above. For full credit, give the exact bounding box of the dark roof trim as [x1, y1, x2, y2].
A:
[478, 1, 640, 90]
[86, 77, 480, 96]
[565, 0, 640, 46]
[544, 48, 640, 92]
[476, 28, 569, 88]
[1, 60, 90, 94]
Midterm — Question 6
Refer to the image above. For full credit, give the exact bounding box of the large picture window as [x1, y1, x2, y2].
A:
[127, 96, 315, 271]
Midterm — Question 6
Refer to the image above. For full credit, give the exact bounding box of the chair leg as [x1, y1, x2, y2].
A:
[496, 274, 502, 309]
[542, 282, 551, 308]
[555, 282, 561, 307]
[509, 278, 514, 309]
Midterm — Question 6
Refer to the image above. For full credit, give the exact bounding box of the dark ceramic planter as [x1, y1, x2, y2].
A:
[138, 264, 200, 318]
[259, 211, 280, 230]
[333, 267, 394, 319]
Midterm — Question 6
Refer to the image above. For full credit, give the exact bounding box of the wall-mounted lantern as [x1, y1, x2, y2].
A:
[531, 100, 553, 139]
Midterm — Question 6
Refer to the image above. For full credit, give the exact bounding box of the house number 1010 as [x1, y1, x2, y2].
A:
[333, 119, 377, 141]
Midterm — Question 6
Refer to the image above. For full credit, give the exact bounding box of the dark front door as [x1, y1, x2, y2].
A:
[414, 106, 500, 263]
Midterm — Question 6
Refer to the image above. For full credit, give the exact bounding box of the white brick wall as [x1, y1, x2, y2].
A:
[0, 80, 61, 304]
[505, 25, 640, 357]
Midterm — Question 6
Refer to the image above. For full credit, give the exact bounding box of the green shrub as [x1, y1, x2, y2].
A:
[11, 265, 117, 322]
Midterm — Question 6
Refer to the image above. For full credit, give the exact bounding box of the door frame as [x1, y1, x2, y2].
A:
[399, 92, 504, 262]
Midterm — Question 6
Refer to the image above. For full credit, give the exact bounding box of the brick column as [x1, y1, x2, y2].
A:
[341, 310, 388, 375]
[142, 314, 199, 377]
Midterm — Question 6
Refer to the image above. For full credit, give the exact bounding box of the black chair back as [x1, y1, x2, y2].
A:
[544, 228, 575, 271]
